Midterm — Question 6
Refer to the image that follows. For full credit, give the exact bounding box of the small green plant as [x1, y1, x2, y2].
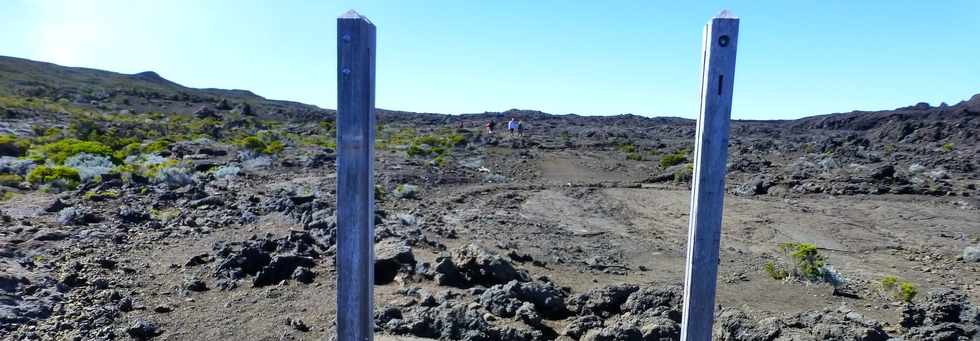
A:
[880, 276, 917, 302]
[626, 152, 644, 161]
[942, 142, 954, 153]
[660, 152, 687, 168]
[897, 281, 918, 303]
[778, 242, 826, 280]
[26, 166, 81, 188]
[881, 276, 898, 291]
[765, 261, 789, 280]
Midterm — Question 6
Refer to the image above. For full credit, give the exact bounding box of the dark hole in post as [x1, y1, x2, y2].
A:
[719, 35, 729, 47]
[717, 75, 724, 95]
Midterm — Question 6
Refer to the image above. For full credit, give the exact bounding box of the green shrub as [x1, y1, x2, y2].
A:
[0, 174, 22, 187]
[880, 276, 917, 302]
[0, 135, 31, 156]
[26, 166, 81, 188]
[898, 281, 918, 303]
[238, 135, 283, 155]
[765, 261, 789, 280]
[779, 242, 825, 280]
[660, 152, 687, 168]
[29, 139, 114, 164]
[446, 134, 466, 146]
[942, 143, 954, 153]
[881, 276, 898, 291]
[0, 190, 15, 202]
[673, 163, 694, 183]
[626, 152, 644, 161]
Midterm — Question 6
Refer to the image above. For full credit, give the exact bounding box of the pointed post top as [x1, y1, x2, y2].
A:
[714, 10, 738, 19]
[339, 9, 372, 23]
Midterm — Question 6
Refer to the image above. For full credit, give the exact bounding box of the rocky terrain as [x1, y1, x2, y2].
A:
[1, 55, 979, 340]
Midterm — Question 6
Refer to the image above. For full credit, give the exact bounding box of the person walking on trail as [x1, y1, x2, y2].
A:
[486, 120, 496, 135]
[517, 120, 524, 137]
[507, 118, 518, 135]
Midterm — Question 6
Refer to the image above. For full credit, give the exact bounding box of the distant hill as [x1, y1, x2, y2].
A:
[0, 55, 331, 120]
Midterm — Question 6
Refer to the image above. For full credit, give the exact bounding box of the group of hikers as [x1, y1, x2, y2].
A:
[485, 117, 525, 136]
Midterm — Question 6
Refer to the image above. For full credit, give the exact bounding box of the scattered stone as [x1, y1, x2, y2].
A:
[392, 184, 419, 199]
[118, 205, 151, 224]
[57, 207, 101, 225]
[126, 319, 162, 339]
[963, 245, 980, 262]
[285, 316, 310, 332]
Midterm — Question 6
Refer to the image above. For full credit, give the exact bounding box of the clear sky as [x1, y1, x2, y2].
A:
[1, 1, 978, 119]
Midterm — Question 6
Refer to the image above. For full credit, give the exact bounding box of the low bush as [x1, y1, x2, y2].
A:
[673, 163, 694, 183]
[0, 135, 31, 156]
[881, 276, 898, 291]
[898, 281, 918, 302]
[0, 173, 22, 187]
[64, 153, 114, 182]
[660, 152, 687, 168]
[29, 139, 114, 165]
[780, 242, 825, 280]
[238, 133, 284, 155]
[942, 142, 954, 153]
[764, 261, 789, 280]
[880, 276, 917, 302]
[26, 166, 81, 189]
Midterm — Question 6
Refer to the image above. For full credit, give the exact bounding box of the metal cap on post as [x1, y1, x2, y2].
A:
[337, 9, 376, 341]
[680, 10, 739, 341]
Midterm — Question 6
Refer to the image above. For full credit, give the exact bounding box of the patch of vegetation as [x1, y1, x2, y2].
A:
[673, 163, 694, 183]
[881, 276, 898, 291]
[84, 189, 120, 201]
[779, 242, 826, 280]
[942, 142, 954, 153]
[898, 281, 919, 303]
[660, 151, 688, 168]
[764, 261, 789, 280]
[0, 135, 31, 156]
[0, 190, 16, 202]
[0, 174, 22, 187]
[405, 132, 464, 163]
[28, 139, 115, 164]
[880, 276, 918, 303]
[26, 165, 81, 188]
[237, 132, 285, 155]
[619, 143, 646, 161]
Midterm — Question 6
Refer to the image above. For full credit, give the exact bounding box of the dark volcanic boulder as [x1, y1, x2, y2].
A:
[252, 255, 315, 287]
[450, 244, 529, 286]
[566, 284, 639, 317]
[381, 300, 543, 341]
[374, 239, 416, 285]
[479, 280, 568, 319]
[902, 288, 980, 339]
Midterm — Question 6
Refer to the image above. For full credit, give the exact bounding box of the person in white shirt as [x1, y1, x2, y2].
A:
[507, 118, 518, 135]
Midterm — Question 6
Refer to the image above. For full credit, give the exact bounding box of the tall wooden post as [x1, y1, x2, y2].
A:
[680, 10, 738, 341]
[336, 9, 376, 341]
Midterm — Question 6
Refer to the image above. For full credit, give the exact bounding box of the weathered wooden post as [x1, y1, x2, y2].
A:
[680, 10, 739, 341]
[336, 9, 376, 341]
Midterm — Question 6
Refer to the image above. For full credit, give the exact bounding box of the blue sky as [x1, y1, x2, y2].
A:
[1, 1, 977, 119]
